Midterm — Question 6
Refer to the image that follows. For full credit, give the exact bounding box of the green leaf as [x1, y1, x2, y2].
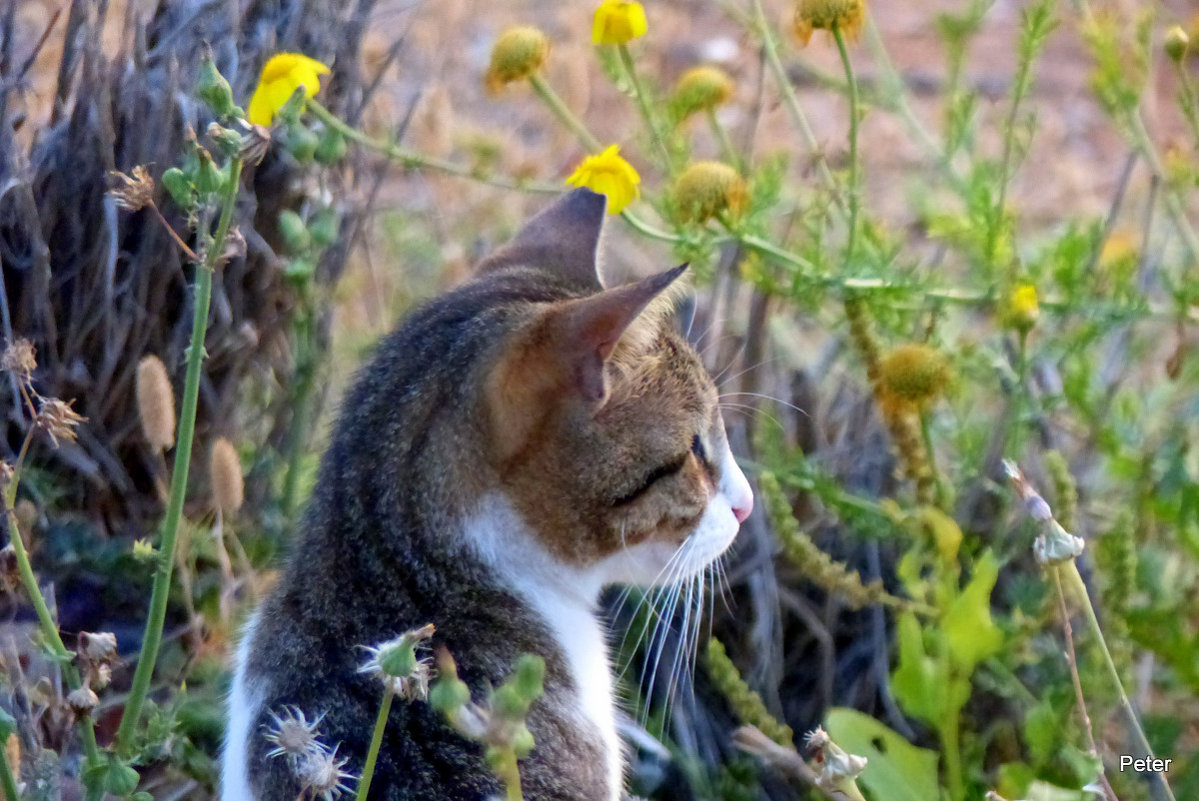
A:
[825, 708, 940, 801]
[1023, 698, 1060, 764]
[890, 612, 944, 725]
[943, 550, 1003, 672]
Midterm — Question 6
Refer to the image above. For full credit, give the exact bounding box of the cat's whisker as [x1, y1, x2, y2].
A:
[717, 402, 787, 431]
[714, 354, 786, 389]
[718, 390, 811, 419]
[708, 339, 749, 385]
[616, 541, 694, 682]
[638, 540, 695, 726]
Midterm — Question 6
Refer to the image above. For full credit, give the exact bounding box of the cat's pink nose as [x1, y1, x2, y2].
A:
[733, 496, 753, 524]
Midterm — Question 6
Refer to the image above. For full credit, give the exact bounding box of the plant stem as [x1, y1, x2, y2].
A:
[1124, 111, 1199, 262]
[706, 108, 742, 172]
[306, 101, 560, 194]
[617, 43, 672, 167]
[1174, 60, 1199, 146]
[3, 435, 103, 772]
[356, 688, 395, 801]
[0, 746, 17, 801]
[1060, 561, 1176, 801]
[751, 0, 840, 198]
[115, 157, 244, 755]
[832, 26, 861, 272]
[527, 75, 602, 152]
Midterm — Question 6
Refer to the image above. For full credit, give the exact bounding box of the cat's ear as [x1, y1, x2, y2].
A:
[487, 264, 688, 463]
[476, 188, 607, 290]
[552, 263, 688, 401]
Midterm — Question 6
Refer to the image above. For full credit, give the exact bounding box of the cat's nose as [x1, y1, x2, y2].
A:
[732, 495, 753, 524]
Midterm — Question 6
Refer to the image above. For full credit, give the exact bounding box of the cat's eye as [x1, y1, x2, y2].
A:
[613, 452, 689, 506]
[691, 435, 706, 463]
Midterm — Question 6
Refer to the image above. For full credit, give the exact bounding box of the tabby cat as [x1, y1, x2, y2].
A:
[221, 188, 753, 800]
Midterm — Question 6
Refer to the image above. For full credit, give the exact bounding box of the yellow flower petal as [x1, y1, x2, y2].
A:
[592, 1, 648, 45]
[246, 52, 331, 126]
[565, 145, 640, 214]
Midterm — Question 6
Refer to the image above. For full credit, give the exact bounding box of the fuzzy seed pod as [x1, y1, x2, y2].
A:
[878, 344, 951, 408]
[210, 438, 244, 514]
[843, 295, 881, 384]
[485, 27, 549, 93]
[674, 161, 747, 223]
[136, 356, 176, 450]
[671, 66, 735, 120]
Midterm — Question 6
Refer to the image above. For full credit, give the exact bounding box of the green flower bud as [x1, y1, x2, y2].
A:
[491, 684, 528, 719]
[379, 643, 417, 678]
[193, 148, 227, 196]
[314, 128, 347, 165]
[207, 122, 243, 157]
[285, 257, 317, 281]
[670, 65, 735, 121]
[103, 761, 141, 795]
[197, 54, 235, 118]
[430, 675, 471, 714]
[284, 125, 320, 163]
[510, 654, 545, 702]
[160, 167, 195, 210]
[510, 724, 535, 758]
[278, 210, 311, 253]
[1165, 26, 1189, 63]
[308, 208, 340, 247]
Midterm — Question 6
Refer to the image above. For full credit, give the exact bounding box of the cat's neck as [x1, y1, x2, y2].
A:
[462, 493, 623, 801]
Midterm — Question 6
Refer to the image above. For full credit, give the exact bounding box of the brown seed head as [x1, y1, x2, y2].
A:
[485, 26, 550, 93]
[67, 686, 100, 716]
[877, 344, 951, 410]
[1, 339, 36, 381]
[107, 165, 156, 212]
[674, 161, 748, 223]
[210, 438, 245, 514]
[136, 355, 176, 450]
[36, 398, 86, 447]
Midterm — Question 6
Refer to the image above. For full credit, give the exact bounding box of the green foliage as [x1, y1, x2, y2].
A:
[826, 708, 940, 801]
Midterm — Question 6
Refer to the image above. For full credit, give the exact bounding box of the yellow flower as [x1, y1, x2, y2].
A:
[485, 26, 550, 93]
[794, 0, 866, 46]
[877, 344, 951, 411]
[565, 145, 641, 214]
[1003, 284, 1040, 333]
[247, 53, 331, 126]
[592, 1, 648, 45]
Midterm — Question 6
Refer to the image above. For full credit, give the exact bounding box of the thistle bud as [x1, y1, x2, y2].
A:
[160, 167, 195, 210]
[207, 122, 243, 157]
[308, 208, 340, 248]
[485, 27, 549, 93]
[197, 53, 236, 118]
[674, 161, 747, 223]
[193, 147, 227, 195]
[210, 437, 244, 514]
[670, 66, 735, 121]
[136, 355, 176, 450]
[283, 124, 319, 163]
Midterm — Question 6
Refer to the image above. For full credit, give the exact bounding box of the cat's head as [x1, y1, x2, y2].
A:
[474, 188, 752, 587]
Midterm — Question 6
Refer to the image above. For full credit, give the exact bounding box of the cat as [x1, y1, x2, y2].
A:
[221, 187, 753, 801]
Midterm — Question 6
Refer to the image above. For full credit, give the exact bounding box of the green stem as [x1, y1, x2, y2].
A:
[1060, 561, 1176, 801]
[706, 107, 742, 171]
[940, 706, 964, 801]
[751, 0, 840, 197]
[616, 43, 672, 167]
[0, 747, 17, 801]
[3, 440, 102, 772]
[115, 157, 244, 755]
[1125, 111, 1199, 261]
[919, 411, 947, 510]
[832, 26, 861, 272]
[356, 688, 395, 801]
[306, 101, 560, 194]
[527, 75, 602, 152]
[1175, 60, 1199, 146]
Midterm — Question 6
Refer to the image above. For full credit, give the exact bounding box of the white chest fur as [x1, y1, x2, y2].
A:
[463, 495, 623, 801]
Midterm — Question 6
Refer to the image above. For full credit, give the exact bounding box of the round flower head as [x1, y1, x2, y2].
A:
[671, 66, 735, 121]
[485, 26, 550, 93]
[593, 1, 648, 45]
[247, 53, 331, 126]
[1003, 284, 1040, 333]
[794, 0, 866, 46]
[565, 145, 641, 214]
[1164, 25, 1189, 63]
[877, 344, 951, 410]
[673, 161, 747, 223]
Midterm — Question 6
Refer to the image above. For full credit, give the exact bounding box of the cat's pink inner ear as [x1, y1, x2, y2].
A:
[555, 264, 689, 403]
